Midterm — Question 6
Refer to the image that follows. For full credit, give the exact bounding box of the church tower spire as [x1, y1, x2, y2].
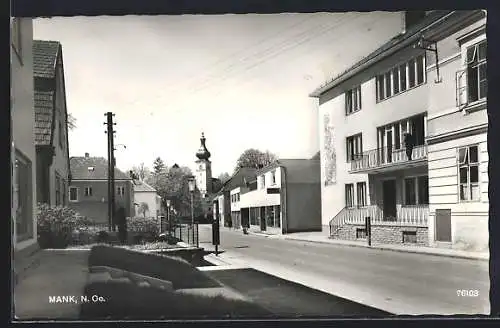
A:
[195, 132, 212, 196]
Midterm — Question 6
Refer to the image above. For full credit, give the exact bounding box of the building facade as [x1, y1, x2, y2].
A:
[33, 40, 71, 207]
[310, 10, 488, 251]
[11, 17, 38, 255]
[133, 181, 162, 218]
[69, 154, 135, 224]
[239, 159, 322, 234]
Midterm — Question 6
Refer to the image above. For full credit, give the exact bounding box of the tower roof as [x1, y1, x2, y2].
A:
[196, 132, 211, 160]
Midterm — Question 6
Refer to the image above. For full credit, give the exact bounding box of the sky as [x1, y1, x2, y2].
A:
[33, 12, 401, 177]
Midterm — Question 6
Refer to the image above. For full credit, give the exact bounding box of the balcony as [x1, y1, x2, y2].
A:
[349, 144, 428, 174]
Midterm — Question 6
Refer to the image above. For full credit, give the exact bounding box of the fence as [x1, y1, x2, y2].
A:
[172, 223, 199, 247]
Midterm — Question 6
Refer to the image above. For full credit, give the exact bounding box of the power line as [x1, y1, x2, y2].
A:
[213, 14, 391, 96]
[191, 13, 366, 98]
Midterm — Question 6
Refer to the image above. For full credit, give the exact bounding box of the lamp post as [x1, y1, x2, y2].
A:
[166, 198, 171, 236]
[188, 176, 196, 245]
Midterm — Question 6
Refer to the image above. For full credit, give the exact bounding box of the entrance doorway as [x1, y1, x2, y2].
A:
[259, 206, 266, 231]
[382, 179, 397, 220]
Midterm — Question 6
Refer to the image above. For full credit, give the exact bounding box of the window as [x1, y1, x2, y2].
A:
[345, 85, 362, 115]
[84, 187, 92, 197]
[356, 228, 367, 239]
[404, 175, 429, 205]
[466, 41, 487, 102]
[402, 231, 417, 244]
[346, 134, 363, 162]
[55, 174, 61, 206]
[376, 55, 426, 101]
[271, 170, 276, 184]
[345, 184, 355, 208]
[69, 187, 78, 202]
[15, 151, 33, 241]
[356, 182, 367, 207]
[62, 179, 67, 206]
[458, 145, 480, 201]
[11, 18, 22, 62]
[117, 186, 125, 196]
[58, 119, 64, 148]
[237, 193, 240, 201]
[404, 178, 417, 205]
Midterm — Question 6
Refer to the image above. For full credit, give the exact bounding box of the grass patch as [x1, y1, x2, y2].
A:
[80, 280, 272, 320]
[88, 245, 219, 289]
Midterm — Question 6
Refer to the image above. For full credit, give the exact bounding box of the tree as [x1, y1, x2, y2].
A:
[152, 165, 203, 219]
[217, 172, 231, 184]
[67, 113, 77, 130]
[234, 148, 277, 173]
[131, 163, 151, 181]
[152, 157, 166, 174]
[138, 202, 149, 218]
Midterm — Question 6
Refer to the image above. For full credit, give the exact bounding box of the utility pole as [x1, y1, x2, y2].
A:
[104, 112, 116, 232]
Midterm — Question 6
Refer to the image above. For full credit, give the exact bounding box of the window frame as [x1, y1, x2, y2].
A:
[117, 186, 125, 196]
[465, 40, 487, 103]
[345, 183, 355, 208]
[14, 149, 33, 242]
[403, 175, 429, 206]
[345, 85, 362, 115]
[356, 182, 367, 207]
[457, 145, 480, 202]
[55, 173, 61, 206]
[376, 54, 427, 102]
[346, 133, 363, 162]
[69, 187, 79, 202]
[84, 186, 93, 197]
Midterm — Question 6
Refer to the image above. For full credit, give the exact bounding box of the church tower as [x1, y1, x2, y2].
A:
[195, 132, 212, 197]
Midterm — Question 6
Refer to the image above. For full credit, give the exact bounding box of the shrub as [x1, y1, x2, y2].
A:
[96, 231, 110, 243]
[127, 216, 160, 243]
[36, 203, 92, 249]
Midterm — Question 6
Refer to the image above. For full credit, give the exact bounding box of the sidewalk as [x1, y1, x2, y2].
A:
[244, 229, 489, 261]
[14, 249, 90, 320]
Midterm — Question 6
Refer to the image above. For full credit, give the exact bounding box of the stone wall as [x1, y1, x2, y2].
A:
[332, 223, 429, 247]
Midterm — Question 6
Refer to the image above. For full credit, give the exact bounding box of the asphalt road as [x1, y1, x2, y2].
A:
[205, 268, 390, 318]
[198, 225, 490, 315]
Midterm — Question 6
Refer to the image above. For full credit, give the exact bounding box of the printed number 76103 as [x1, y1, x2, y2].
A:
[456, 289, 479, 297]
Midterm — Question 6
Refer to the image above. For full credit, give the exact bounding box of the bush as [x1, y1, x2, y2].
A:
[127, 217, 160, 243]
[37, 203, 92, 249]
[96, 231, 110, 243]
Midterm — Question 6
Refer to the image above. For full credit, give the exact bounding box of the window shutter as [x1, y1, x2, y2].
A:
[456, 69, 468, 107]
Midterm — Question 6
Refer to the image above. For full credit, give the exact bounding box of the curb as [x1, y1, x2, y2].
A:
[204, 254, 232, 266]
[284, 237, 489, 261]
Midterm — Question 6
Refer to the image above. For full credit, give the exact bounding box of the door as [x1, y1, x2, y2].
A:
[382, 179, 397, 220]
[386, 129, 393, 163]
[435, 209, 452, 242]
[260, 206, 266, 231]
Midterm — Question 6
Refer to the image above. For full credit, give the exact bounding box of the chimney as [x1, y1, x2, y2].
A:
[85, 152, 89, 158]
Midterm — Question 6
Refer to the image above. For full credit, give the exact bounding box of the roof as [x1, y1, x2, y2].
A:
[257, 159, 321, 184]
[70, 156, 131, 180]
[33, 40, 61, 79]
[34, 91, 54, 145]
[214, 167, 258, 196]
[133, 181, 157, 192]
[309, 11, 453, 97]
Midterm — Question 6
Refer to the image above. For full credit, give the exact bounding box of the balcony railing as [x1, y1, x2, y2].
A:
[349, 144, 427, 173]
[329, 204, 429, 236]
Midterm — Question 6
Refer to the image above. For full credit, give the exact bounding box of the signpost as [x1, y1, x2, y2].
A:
[365, 216, 372, 246]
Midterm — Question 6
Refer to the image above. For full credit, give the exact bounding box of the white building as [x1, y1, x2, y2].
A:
[133, 181, 162, 218]
[11, 17, 38, 259]
[310, 10, 488, 251]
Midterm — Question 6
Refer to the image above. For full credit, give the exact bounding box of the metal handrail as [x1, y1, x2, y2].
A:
[350, 143, 427, 172]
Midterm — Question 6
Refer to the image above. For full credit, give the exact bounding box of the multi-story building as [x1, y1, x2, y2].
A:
[68, 153, 135, 224]
[11, 17, 38, 260]
[310, 10, 488, 251]
[212, 166, 258, 228]
[239, 159, 322, 235]
[33, 40, 71, 207]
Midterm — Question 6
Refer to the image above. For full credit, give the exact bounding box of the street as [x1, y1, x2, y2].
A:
[198, 225, 490, 315]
